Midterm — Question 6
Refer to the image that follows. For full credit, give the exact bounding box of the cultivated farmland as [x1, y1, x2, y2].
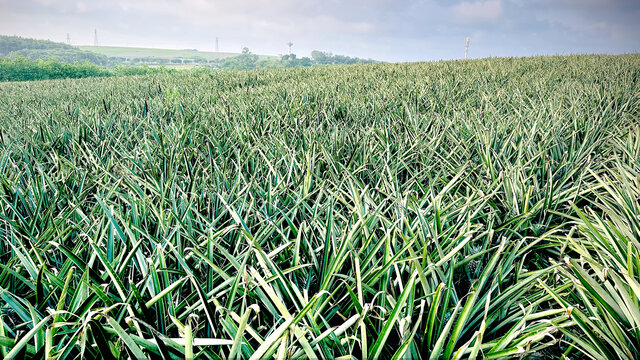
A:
[0, 54, 639, 359]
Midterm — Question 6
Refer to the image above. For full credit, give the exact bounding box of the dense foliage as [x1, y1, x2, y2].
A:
[0, 35, 72, 56]
[0, 54, 638, 359]
[310, 50, 378, 65]
[0, 58, 176, 82]
[215, 48, 377, 70]
[7, 49, 111, 66]
[0, 57, 110, 81]
[0, 35, 111, 66]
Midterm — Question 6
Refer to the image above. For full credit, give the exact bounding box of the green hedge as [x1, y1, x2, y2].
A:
[0, 57, 176, 82]
[0, 57, 109, 81]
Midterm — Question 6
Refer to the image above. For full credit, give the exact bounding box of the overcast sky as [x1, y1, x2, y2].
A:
[1, 0, 638, 62]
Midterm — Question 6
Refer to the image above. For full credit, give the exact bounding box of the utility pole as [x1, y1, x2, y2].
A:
[464, 37, 470, 59]
[287, 41, 293, 55]
[215, 37, 219, 52]
[94, 29, 99, 46]
[66, 33, 71, 45]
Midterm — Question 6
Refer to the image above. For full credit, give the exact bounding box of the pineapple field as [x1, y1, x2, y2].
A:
[0, 54, 639, 359]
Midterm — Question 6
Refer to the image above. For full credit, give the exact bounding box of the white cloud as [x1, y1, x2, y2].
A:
[453, 0, 503, 23]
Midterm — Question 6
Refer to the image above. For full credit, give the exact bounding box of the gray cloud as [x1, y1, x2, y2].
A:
[0, 0, 638, 61]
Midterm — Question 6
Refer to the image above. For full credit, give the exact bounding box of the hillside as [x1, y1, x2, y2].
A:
[0, 54, 639, 358]
[1, 35, 379, 74]
[78, 45, 265, 62]
[0, 35, 72, 56]
[0, 35, 111, 65]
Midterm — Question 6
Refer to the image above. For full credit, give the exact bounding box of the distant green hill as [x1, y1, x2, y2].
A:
[1, 35, 380, 77]
[79, 46, 240, 60]
[0, 35, 111, 65]
[78, 45, 276, 65]
[1, 35, 376, 70]
[0, 35, 71, 56]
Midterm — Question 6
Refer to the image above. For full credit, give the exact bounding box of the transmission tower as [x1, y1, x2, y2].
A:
[94, 29, 99, 46]
[464, 37, 470, 59]
[215, 37, 219, 52]
[287, 41, 293, 55]
[66, 33, 71, 45]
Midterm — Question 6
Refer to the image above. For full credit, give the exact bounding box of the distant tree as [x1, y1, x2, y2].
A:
[219, 48, 258, 70]
[310, 50, 378, 65]
[311, 50, 330, 64]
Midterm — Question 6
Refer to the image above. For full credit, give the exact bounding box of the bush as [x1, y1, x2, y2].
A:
[0, 57, 110, 81]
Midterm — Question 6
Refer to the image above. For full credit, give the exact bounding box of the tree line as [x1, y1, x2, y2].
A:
[0, 57, 173, 82]
[214, 48, 378, 70]
[0, 35, 380, 81]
